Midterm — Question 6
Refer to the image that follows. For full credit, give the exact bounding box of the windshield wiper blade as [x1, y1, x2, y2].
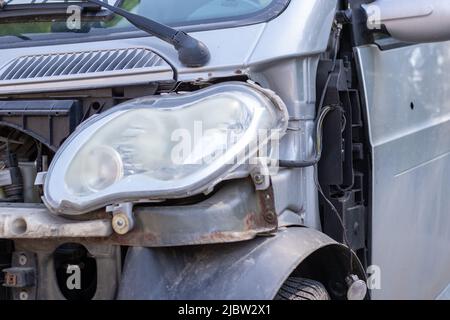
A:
[86, 0, 210, 68]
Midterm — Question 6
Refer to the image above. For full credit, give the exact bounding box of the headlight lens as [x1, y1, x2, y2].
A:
[78, 146, 123, 192]
[44, 82, 288, 215]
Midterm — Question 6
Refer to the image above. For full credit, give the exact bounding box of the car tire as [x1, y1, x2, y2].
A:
[275, 277, 330, 300]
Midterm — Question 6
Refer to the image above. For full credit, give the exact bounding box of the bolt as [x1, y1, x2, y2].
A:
[112, 214, 130, 235]
[18, 254, 27, 266]
[116, 218, 125, 227]
[19, 291, 28, 301]
[254, 174, 264, 185]
[264, 210, 277, 224]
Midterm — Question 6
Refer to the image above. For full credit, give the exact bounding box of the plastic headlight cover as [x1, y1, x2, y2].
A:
[43, 82, 288, 215]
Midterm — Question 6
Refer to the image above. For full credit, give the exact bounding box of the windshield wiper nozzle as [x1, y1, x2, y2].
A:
[87, 0, 210, 68]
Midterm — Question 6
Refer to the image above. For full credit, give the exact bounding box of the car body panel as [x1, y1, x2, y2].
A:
[117, 226, 364, 300]
[356, 42, 450, 299]
[0, 0, 337, 92]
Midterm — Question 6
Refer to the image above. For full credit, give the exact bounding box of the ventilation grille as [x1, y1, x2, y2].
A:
[0, 48, 169, 81]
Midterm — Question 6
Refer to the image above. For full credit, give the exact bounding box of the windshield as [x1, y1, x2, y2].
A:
[0, 0, 287, 40]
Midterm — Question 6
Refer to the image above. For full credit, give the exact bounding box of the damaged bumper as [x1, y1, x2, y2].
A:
[0, 204, 112, 239]
[0, 179, 278, 247]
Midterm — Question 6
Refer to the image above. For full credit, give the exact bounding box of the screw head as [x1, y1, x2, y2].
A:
[19, 291, 29, 301]
[264, 210, 277, 224]
[18, 254, 27, 266]
[254, 174, 264, 185]
[116, 218, 125, 227]
[112, 214, 131, 235]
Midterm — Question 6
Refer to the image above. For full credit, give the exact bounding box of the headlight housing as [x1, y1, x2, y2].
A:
[43, 82, 288, 215]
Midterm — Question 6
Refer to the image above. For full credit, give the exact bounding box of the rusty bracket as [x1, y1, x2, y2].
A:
[0, 179, 278, 247]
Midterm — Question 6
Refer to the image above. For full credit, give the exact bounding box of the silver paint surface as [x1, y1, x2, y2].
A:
[356, 42, 450, 299]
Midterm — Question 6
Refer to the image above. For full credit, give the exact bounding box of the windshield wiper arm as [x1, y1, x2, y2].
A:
[86, 0, 210, 68]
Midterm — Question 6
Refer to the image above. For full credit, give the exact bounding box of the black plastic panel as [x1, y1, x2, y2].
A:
[0, 100, 82, 151]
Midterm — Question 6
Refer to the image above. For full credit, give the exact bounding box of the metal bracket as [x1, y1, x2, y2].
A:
[107, 202, 135, 235]
[250, 158, 271, 191]
[34, 172, 47, 186]
[0, 179, 277, 247]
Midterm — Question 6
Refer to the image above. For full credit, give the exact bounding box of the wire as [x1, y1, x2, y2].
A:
[280, 22, 354, 272]
[279, 105, 339, 168]
[280, 102, 355, 273]
[169, 81, 183, 93]
[314, 164, 354, 273]
[279, 24, 343, 169]
[280, 107, 354, 272]
[317, 23, 354, 273]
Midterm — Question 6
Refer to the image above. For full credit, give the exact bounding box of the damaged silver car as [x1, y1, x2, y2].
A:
[0, 0, 450, 300]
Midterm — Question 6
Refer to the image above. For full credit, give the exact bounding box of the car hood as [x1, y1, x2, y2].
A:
[0, 0, 336, 94]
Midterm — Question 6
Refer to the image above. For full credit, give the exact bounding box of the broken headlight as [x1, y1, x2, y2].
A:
[43, 82, 288, 215]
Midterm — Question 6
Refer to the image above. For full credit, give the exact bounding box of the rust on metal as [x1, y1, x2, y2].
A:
[256, 184, 278, 231]
[0, 179, 279, 248]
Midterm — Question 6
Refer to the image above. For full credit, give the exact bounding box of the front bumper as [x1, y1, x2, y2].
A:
[0, 179, 278, 247]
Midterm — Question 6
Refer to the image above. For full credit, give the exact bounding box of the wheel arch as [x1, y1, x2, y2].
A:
[117, 226, 365, 300]
[286, 243, 366, 299]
